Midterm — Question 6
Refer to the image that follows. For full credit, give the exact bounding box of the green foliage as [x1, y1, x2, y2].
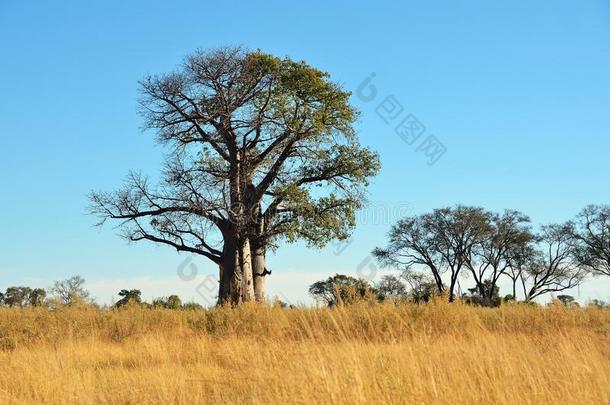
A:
[309, 274, 377, 307]
[152, 295, 184, 309]
[3, 287, 33, 308]
[589, 299, 609, 308]
[556, 295, 576, 306]
[166, 295, 182, 309]
[182, 302, 204, 311]
[29, 289, 46, 307]
[402, 272, 439, 304]
[115, 290, 142, 308]
[464, 280, 501, 307]
[0, 287, 47, 308]
[504, 294, 515, 302]
[375, 275, 408, 302]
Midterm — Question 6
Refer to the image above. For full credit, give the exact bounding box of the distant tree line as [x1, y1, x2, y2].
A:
[113, 289, 203, 310]
[310, 205, 610, 307]
[0, 276, 90, 308]
[0, 276, 202, 310]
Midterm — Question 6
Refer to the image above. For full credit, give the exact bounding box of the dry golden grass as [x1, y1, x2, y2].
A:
[0, 301, 609, 404]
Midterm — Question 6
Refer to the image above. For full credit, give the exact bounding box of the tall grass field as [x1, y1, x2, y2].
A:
[1, 301, 609, 404]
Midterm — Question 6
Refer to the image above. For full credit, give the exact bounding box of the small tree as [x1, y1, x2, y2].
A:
[115, 290, 142, 307]
[152, 295, 183, 309]
[403, 272, 439, 303]
[588, 299, 608, 308]
[556, 295, 576, 306]
[464, 279, 501, 307]
[50, 276, 90, 305]
[182, 302, 204, 310]
[166, 295, 182, 309]
[309, 274, 376, 307]
[375, 275, 407, 302]
[29, 288, 47, 307]
[3, 287, 32, 308]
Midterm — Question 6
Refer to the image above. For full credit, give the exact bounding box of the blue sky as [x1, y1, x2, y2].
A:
[1, 0, 609, 304]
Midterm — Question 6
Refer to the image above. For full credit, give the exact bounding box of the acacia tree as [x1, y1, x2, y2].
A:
[428, 206, 494, 301]
[465, 210, 533, 303]
[372, 215, 446, 295]
[308, 274, 376, 306]
[115, 289, 142, 307]
[90, 47, 379, 305]
[504, 238, 538, 300]
[374, 206, 493, 302]
[521, 224, 587, 302]
[571, 205, 610, 277]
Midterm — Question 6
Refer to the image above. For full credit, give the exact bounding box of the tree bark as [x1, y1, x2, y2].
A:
[217, 233, 255, 305]
[448, 271, 457, 302]
[239, 237, 255, 302]
[218, 235, 237, 305]
[252, 242, 267, 303]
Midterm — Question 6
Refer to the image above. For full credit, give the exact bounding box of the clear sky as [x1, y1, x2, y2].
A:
[1, 0, 609, 305]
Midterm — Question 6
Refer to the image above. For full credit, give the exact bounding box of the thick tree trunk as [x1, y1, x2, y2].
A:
[217, 234, 255, 305]
[218, 236, 238, 305]
[252, 243, 267, 303]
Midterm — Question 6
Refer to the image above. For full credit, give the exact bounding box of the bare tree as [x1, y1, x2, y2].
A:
[522, 224, 586, 302]
[571, 205, 610, 277]
[402, 271, 438, 303]
[373, 216, 446, 295]
[375, 275, 408, 301]
[50, 275, 90, 305]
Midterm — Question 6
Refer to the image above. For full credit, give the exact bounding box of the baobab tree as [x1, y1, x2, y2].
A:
[90, 47, 379, 305]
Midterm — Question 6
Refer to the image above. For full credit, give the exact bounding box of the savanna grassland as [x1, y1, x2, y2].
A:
[0, 301, 609, 404]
